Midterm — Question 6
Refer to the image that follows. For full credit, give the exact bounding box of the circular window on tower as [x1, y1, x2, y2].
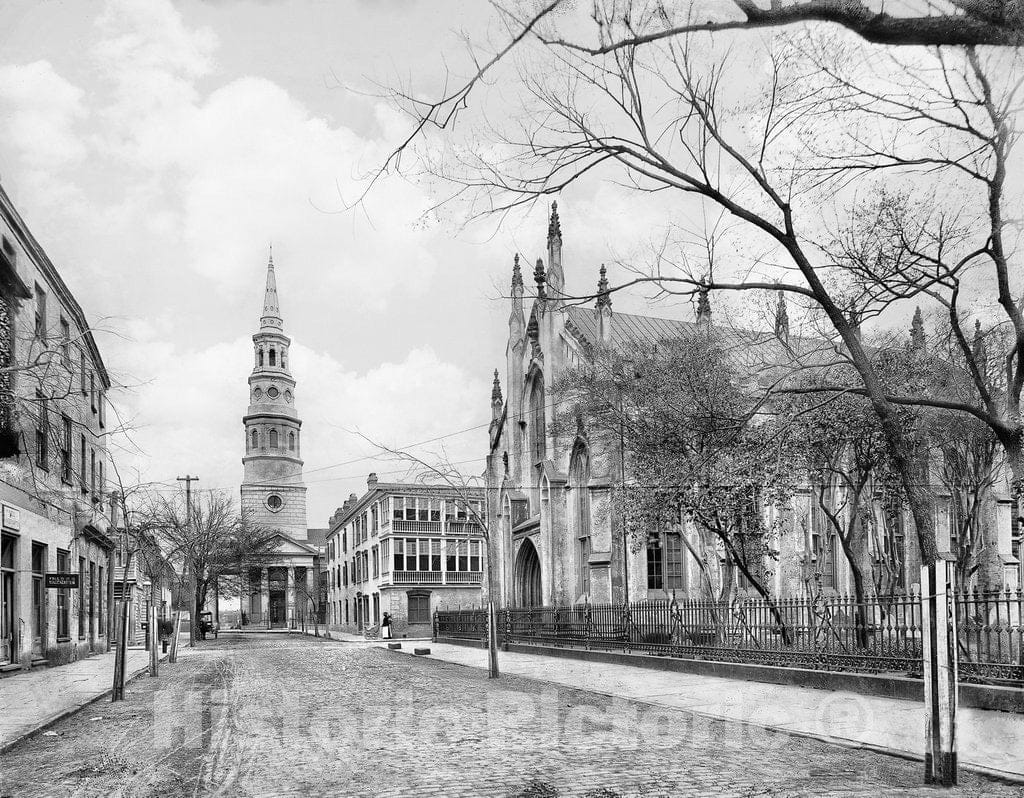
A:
[267, 386, 280, 400]
[284, 390, 292, 403]
[266, 494, 283, 512]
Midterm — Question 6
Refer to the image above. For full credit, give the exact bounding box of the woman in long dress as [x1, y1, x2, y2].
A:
[381, 612, 393, 639]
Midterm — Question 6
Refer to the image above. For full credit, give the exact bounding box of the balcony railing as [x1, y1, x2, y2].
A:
[392, 519, 442, 533]
[392, 571, 443, 585]
[385, 570, 483, 586]
[445, 571, 483, 585]
[445, 521, 483, 535]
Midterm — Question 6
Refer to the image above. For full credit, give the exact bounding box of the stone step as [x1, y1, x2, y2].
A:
[413, 647, 431, 656]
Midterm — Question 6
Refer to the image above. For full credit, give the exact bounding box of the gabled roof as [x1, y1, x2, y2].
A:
[561, 306, 836, 377]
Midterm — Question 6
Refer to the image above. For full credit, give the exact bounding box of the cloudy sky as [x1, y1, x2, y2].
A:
[0, 0, 685, 523]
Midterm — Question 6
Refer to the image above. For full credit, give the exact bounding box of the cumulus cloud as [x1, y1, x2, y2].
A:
[113, 333, 488, 522]
[0, 61, 87, 168]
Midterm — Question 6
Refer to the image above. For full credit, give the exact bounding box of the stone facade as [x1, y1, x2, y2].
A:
[0, 181, 116, 672]
[484, 205, 1021, 610]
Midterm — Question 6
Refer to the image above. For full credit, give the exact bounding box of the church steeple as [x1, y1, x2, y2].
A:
[242, 251, 307, 541]
[261, 249, 283, 331]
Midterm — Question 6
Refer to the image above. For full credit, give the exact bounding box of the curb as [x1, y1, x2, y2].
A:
[385, 646, 1024, 787]
[0, 652, 172, 756]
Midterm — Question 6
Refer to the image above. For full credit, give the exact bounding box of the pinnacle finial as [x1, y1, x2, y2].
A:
[596, 263, 611, 309]
[512, 252, 523, 290]
[696, 284, 712, 325]
[548, 200, 561, 242]
[491, 369, 503, 404]
[910, 306, 926, 351]
[269, 242, 274, 266]
[534, 257, 547, 299]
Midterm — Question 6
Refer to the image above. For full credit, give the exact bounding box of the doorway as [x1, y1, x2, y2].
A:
[515, 538, 543, 607]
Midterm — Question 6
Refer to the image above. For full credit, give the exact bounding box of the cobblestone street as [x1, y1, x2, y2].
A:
[0, 633, 1018, 798]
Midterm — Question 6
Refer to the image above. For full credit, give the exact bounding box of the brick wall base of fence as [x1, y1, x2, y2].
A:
[435, 637, 1024, 714]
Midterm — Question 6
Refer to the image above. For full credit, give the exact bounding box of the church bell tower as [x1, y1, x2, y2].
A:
[240, 251, 308, 540]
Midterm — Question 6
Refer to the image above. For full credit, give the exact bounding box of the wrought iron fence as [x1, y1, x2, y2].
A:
[434, 589, 1024, 685]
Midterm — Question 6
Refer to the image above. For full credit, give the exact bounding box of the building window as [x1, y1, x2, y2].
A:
[570, 443, 591, 596]
[98, 391, 105, 429]
[665, 533, 686, 590]
[469, 540, 481, 572]
[269, 429, 278, 449]
[90, 373, 96, 413]
[269, 348, 276, 366]
[61, 415, 72, 484]
[529, 376, 546, 465]
[394, 539, 404, 571]
[60, 318, 71, 365]
[56, 549, 70, 640]
[288, 431, 295, 451]
[251, 430, 258, 450]
[35, 391, 48, 470]
[34, 282, 46, 340]
[80, 351, 87, 394]
[267, 494, 283, 511]
[407, 592, 431, 625]
[446, 539, 457, 571]
[90, 448, 96, 496]
[79, 434, 87, 493]
[372, 546, 379, 578]
[647, 540, 663, 591]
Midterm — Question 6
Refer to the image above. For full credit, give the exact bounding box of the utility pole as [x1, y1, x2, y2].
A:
[176, 475, 199, 647]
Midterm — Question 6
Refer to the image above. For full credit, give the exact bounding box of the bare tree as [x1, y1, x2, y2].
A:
[144, 491, 278, 648]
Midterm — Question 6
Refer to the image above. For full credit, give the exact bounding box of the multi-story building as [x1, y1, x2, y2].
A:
[0, 182, 115, 672]
[483, 204, 1020, 608]
[326, 475, 486, 637]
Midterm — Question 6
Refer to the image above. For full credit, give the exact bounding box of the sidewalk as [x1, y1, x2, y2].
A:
[0, 647, 158, 752]
[385, 641, 1024, 783]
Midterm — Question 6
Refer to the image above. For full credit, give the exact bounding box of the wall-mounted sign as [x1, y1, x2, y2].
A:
[45, 573, 79, 589]
[2, 504, 20, 531]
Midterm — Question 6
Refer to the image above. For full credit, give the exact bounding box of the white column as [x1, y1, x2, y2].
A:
[260, 568, 269, 625]
[286, 567, 296, 628]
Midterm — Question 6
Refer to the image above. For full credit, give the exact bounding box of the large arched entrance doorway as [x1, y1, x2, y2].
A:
[515, 539, 542, 607]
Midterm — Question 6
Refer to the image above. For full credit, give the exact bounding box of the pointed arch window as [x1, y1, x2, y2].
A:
[251, 430, 259, 450]
[258, 349, 264, 367]
[288, 431, 295, 451]
[269, 429, 278, 449]
[269, 348, 276, 367]
[529, 375, 546, 465]
[570, 442, 591, 597]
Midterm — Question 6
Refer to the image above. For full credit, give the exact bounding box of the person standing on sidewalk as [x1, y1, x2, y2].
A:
[381, 613, 393, 640]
